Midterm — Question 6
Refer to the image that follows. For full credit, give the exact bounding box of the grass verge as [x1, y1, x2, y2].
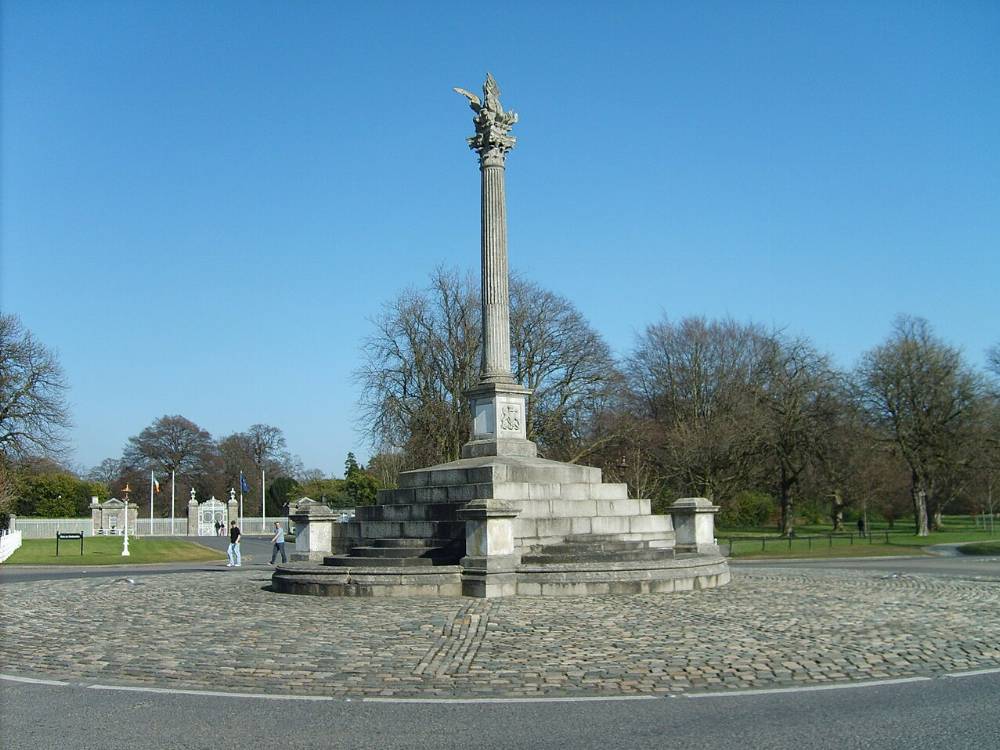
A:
[957, 541, 1000, 556]
[720, 528, 1000, 560]
[4, 537, 224, 565]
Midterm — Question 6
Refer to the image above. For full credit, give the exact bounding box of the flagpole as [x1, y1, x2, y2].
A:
[261, 468, 266, 530]
[239, 472, 244, 529]
[150, 470, 154, 531]
[170, 471, 175, 535]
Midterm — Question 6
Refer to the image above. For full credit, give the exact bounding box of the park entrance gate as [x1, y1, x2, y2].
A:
[198, 498, 226, 537]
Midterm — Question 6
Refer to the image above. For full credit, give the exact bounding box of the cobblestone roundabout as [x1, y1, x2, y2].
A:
[3, 568, 998, 698]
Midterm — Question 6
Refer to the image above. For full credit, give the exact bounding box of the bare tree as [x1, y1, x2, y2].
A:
[123, 415, 216, 514]
[857, 316, 984, 536]
[367, 448, 407, 489]
[357, 267, 619, 468]
[87, 457, 124, 486]
[624, 316, 771, 505]
[245, 424, 289, 473]
[758, 335, 842, 536]
[0, 314, 71, 461]
[0, 460, 16, 523]
[510, 276, 622, 462]
[357, 267, 479, 467]
[216, 424, 292, 515]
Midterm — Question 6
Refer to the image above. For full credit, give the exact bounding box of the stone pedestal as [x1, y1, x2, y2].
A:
[187, 497, 199, 536]
[227, 498, 239, 529]
[670, 498, 720, 554]
[90, 497, 100, 532]
[289, 498, 336, 562]
[462, 382, 537, 458]
[458, 498, 520, 597]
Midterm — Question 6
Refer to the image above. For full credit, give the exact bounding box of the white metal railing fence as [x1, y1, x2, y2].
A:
[131, 519, 190, 536]
[0, 529, 23, 562]
[10, 516, 291, 538]
[11, 518, 93, 539]
[237, 517, 291, 536]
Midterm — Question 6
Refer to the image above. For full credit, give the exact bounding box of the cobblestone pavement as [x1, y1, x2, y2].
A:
[2, 568, 998, 698]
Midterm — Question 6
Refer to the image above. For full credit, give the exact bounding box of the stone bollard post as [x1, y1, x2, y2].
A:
[288, 498, 335, 562]
[458, 499, 521, 597]
[670, 498, 720, 554]
[227, 497, 239, 530]
[187, 496, 199, 536]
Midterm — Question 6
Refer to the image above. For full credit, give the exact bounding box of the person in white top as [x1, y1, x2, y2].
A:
[269, 522, 287, 565]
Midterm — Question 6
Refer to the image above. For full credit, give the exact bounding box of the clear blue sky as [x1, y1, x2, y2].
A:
[3, 1, 998, 476]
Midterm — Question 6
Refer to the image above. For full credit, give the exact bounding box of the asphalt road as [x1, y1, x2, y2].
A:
[733, 553, 1000, 580]
[2, 672, 997, 750]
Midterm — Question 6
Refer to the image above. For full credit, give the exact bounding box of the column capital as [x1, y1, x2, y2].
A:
[456, 73, 517, 160]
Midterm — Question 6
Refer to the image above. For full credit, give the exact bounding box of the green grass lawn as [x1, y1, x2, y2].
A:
[719, 520, 1000, 560]
[4, 537, 225, 565]
[957, 541, 1000, 556]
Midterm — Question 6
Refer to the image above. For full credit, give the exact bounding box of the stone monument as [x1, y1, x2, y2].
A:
[273, 74, 729, 597]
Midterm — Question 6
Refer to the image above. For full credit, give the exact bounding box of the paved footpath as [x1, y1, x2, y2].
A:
[2, 564, 998, 699]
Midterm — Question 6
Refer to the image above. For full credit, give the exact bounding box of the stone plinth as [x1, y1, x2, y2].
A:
[186, 497, 198, 536]
[458, 498, 520, 597]
[289, 498, 336, 562]
[670, 497, 720, 554]
[462, 381, 537, 459]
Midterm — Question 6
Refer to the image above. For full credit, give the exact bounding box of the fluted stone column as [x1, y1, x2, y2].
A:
[457, 73, 537, 459]
[480, 149, 513, 384]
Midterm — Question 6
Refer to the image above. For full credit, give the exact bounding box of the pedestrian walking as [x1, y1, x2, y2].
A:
[227, 520, 241, 567]
[857, 516, 866, 536]
[270, 521, 287, 564]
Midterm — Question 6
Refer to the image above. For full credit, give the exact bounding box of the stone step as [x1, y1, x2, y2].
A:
[493, 482, 630, 503]
[370, 538, 452, 548]
[514, 513, 672, 540]
[565, 533, 640, 544]
[534, 539, 647, 555]
[520, 547, 674, 565]
[511, 496, 649, 519]
[358, 519, 466, 540]
[398, 460, 603, 489]
[324, 555, 444, 568]
[357, 502, 467, 522]
[379, 484, 492, 505]
[349, 546, 444, 559]
[398, 466, 495, 489]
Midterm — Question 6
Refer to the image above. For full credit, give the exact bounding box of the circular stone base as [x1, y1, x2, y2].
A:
[271, 555, 730, 597]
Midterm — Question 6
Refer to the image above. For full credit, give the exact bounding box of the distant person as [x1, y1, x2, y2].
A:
[857, 516, 866, 535]
[214, 520, 222, 536]
[269, 522, 287, 565]
[227, 521, 241, 567]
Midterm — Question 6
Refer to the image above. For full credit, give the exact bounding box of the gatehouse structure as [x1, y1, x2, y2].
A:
[273, 75, 730, 597]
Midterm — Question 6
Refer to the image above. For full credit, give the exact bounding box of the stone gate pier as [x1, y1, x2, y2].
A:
[272, 74, 730, 597]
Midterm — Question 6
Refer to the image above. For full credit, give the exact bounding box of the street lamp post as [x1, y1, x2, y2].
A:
[121, 484, 131, 557]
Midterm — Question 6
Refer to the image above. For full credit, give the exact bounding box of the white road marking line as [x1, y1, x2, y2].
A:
[8, 670, 996, 703]
[683, 677, 932, 698]
[362, 695, 658, 704]
[0, 673, 70, 686]
[86, 684, 335, 701]
[943, 667, 1000, 678]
